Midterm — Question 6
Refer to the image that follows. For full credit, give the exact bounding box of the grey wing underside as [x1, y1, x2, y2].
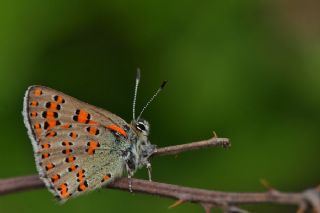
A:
[23, 85, 131, 202]
[49, 130, 127, 202]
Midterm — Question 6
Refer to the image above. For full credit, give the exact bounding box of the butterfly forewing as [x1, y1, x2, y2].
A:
[23, 85, 131, 201]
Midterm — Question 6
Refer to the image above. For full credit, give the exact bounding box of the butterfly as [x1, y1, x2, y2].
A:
[22, 70, 166, 202]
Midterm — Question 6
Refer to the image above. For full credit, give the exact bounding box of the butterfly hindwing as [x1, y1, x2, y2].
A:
[23, 85, 131, 201]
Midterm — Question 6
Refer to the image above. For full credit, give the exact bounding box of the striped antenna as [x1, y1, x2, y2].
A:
[132, 68, 141, 121]
[137, 80, 167, 120]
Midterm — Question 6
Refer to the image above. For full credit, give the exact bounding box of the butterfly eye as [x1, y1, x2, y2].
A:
[135, 119, 150, 134]
[137, 123, 146, 131]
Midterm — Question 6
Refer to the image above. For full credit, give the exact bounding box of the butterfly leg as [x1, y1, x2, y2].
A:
[126, 163, 133, 192]
[146, 161, 152, 181]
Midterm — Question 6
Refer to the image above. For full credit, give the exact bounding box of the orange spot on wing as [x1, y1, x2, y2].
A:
[68, 164, 78, 172]
[30, 112, 37, 118]
[41, 143, 50, 149]
[102, 174, 111, 182]
[70, 132, 77, 139]
[42, 153, 50, 159]
[30, 101, 38, 107]
[78, 110, 89, 123]
[79, 184, 86, 191]
[77, 169, 85, 182]
[54, 95, 65, 104]
[89, 128, 95, 134]
[59, 183, 67, 190]
[61, 191, 70, 199]
[49, 102, 58, 110]
[78, 181, 88, 191]
[66, 156, 76, 163]
[46, 120, 57, 129]
[88, 127, 99, 135]
[58, 183, 70, 198]
[34, 122, 41, 129]
[106, 124, 127, 138]
[51, 174, 60, 183]
[45, 162, 55, 171]
[46, 131, 57, 138]
[34, 89, 42, 96]
[86, 141, 100, 155]
[45, 111, 56, 120]
[62, 149, 72, 155]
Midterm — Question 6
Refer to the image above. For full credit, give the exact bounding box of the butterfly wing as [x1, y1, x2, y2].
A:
[23, 85, 132, 202]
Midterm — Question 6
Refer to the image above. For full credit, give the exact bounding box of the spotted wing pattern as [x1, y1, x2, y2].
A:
[23, 85, 132, 202]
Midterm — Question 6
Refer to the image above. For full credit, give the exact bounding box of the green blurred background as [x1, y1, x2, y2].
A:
[0, 0, 319, 212]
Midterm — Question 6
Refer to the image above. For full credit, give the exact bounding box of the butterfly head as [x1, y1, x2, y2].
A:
[127, 69, 166, 174]
[130, 118, 155, 167]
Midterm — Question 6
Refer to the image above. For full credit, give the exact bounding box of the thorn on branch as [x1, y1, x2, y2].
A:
[260, 179, 274, 191]
[168, 199, 185, 209]
[225, 206, 250, 213]
[212, 131, 218, 138]
[201, 203, 212, 213]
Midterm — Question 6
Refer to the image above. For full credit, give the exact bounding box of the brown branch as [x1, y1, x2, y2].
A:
[152, 137, 230, 156]
[0, 137, 319, 212]
[1, 175, 319, 212]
